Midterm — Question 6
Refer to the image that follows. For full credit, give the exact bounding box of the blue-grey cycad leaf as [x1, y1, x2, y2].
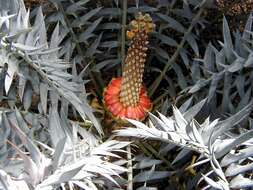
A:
[8, 6, 25, 37]
[133, 157, 162, 169]
[202, 174, 224, 190]
[203, 43, 216, 72]
[151, 112, 180, 143]
[236, 88, 251, 112]
[157, 112, 174, 131]
[34, 7, 47, 45]
[160, 98, 171, 115]
[186, 33, 199, 57]
[18, 66, 28, 102]
[48, 23, 60, 59]
[14, 108, 30, 135]
[71, 7, 102, 27]
[99, 40, 119, 48]
[7, 86, 16, 108]
[212, 101, 253, 140]
[58, 88, 103, 135]
[93, 140, 129, 152]
[185, 121, 196, 142]
[50, 23, 60, 49]
[127, 6, 157, 13]
[225, 163, 253, 177]
[210, 153, 226, 182]
[188, 78, 210, 93]
[40, 61, 71, 69]
[183, 99, 206, 122]
[75, 124, 99, 147]
[215, 130, 253, 158]
[78, 17, 103, 42]
[49, 107, 66, 148]
[1, 113, 11, 143]
[156, 13, 185, 33]
[244, 52, 253, 67]
[97, 8, 121, 17]
[38, 159, 87, 187]
[171, 63, 187, 89]
[228, 57, 244, 73]
[234, 30, 245, 56]
[51, 71, 73, 80]
[207, 73, 223, 103]
[183, 1, 193, 17]
[221, 72, 232, 112]
[7, 111, 42, 165]
[149, 113, 164, 131]
[48, 75, 66, 83]
[215, 48, 226, 71]
[40, 83, 48, 114]
[85, 33, 102, 57]
[179, 97, 193, 113]
[121, 119, 169, 140]
[92, 58, 120, 72]
[235, 74, 245, 98]
[5, 57, 18, 94]
[153, 33, 178, 47]
[30, 71, 40, 94]
[65, 0, 89, 15]
[0, 14, 15, 29]
[154, 46, 169, 61]
[243, 14, 253, 40]
[191, 120, 205, 146]
[11, 114, 47, 169]
[151, 113, 181, 142]
[230, 174, 253, 189]
[179, 48, 189, 67]
[133, 170, 170, 183]
[172, 148, 191, 165]
[98, 22, 121, 30]
[7, 134, 45, 187]
[52, 138, 67, 170]
[22, 82, 33, 111]
[0, 169, 30, 190]
[223, 17, 234, 60]
[12, 42, 45, 51]
[173, 106, 188, 134]
[159, 143, 175, 155]
[221, 146, 253, 167]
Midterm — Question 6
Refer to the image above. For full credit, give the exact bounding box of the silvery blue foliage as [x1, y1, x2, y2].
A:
[0, 108, 129, 189]
[1, 0, 253, 189]
[0, 0, 103, 134]
[0, 0, 130, 189]
[189, 14, 253, 116]
[117, 99, 253, 189]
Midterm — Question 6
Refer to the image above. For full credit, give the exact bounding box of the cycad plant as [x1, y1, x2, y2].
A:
[0, 0, 128, 189]
[117, 98, 253, 189]
[1, 0, 253, 189]
[117, 9, 253, 190]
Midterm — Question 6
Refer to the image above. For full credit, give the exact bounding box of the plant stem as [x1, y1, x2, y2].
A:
[127, 144, 133, 190]
[148, 0, 207, 97]
[121, 0, 127, 73]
